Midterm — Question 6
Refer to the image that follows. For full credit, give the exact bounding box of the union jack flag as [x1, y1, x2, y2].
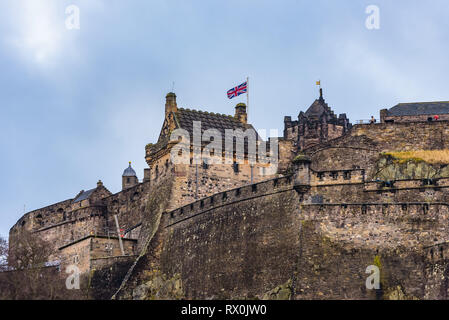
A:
[227, 81, 247, 99]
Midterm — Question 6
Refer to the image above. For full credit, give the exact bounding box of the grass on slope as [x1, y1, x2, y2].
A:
[382, 150, 449, 165]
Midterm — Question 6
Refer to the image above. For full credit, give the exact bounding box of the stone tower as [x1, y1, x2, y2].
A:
[122, 162, 138, 190]
[284, 88, 351, 151]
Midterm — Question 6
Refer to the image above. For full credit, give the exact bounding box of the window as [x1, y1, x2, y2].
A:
[202, 162, 209, 170]
[361, 205, 367, 215]
[127, 177, 130, 183]
[233, 162, 239, 174]
[343, 171, 351, 180]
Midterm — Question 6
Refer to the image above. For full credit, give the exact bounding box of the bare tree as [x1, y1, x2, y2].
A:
[0, 231, 79, 299]
[0, 236, 8, 272]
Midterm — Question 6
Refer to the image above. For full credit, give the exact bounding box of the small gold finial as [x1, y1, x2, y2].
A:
[129, 161, 131, 166]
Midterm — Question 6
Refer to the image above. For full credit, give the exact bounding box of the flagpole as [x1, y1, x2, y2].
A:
[246, 76, 249, 121]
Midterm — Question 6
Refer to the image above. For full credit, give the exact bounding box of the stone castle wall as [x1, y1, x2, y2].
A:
[9, 116, 449, 300]
[306, 121, 449, 172]
[10, 199, 73, 235]
[382, 114, 449, 123]
[306, 177, 449, 204]
[152, 180, 449, 299]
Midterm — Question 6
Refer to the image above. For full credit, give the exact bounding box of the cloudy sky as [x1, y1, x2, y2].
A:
[0, 0, 448, 238]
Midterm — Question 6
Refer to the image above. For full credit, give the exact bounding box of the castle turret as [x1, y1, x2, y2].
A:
[235, 103, 247, 124]
[122, 162, 138, 190]
[283, 85, 352, 151]
[292, 153, 311, 189]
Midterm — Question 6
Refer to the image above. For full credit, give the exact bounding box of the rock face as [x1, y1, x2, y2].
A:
[371, 154, 449, 181]
[132, 271, 183, 300]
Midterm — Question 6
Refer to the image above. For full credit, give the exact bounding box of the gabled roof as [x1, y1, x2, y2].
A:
[386, 102, 449, 116]
[148, 107, 259, 157]
[73, 188, 95, 203]
[305, 99, 328, 118]
[303, 94, 338, 121]
[176, 108, 253, 137]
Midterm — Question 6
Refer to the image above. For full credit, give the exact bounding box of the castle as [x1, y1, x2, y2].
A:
[8, 89, 449, 300]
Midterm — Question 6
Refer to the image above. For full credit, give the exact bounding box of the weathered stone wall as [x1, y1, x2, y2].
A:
[9, 199, 72, 235]
[161, 176, 298, 299]
[120, 173, 449, 300]
[59, 236, 137, 274]
[370, 155, 449, 181]
[58, 237, 92, 274]
[89, 256, 137, 300]
[110, 168, 449, 299]
[306, 121, 449, 172]
[306, 177, 449, 204]
[112, 176, 176, 299]
[310, 168, 365, 186]
[104, 181, 152, 238]
[278, 139, 294, 173]
[34, 208, 107, 255]
[382, 114, 449, 123]
[169, 160, 277, 211]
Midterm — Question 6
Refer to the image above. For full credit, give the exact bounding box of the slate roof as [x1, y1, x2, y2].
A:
[73, 188, 95, 203]
[386, 102, 449, 116]
[148, 107, 260, 157]
[176, 108, 253, 136]
[304, 98, 337, 120]
[122, 163, 137, 177]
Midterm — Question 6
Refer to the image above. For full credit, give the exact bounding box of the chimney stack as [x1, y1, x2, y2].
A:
[165, 92, 178, 116]
[235, 103, 247, 124]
